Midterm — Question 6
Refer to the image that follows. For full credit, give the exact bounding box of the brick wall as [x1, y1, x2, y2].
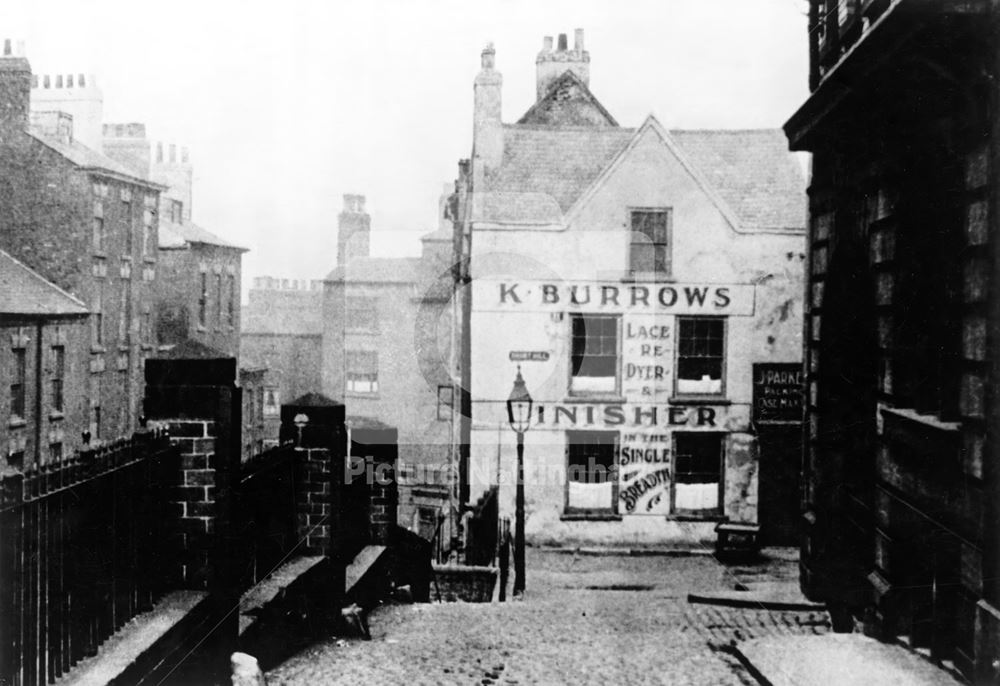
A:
[159, 418, 220, 589]
[296, 447, 333, 555]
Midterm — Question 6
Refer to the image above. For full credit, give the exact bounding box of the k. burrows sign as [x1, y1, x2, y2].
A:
[474, 280, 755, 315]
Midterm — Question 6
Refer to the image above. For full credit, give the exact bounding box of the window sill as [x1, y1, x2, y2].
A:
[561, 512, 622, 522]
[8, 418, 26, 429]
[346, 391, 381, 400]
[564, 393, 625, 404]
[620, 273, 675, 283]
[196, 325, 207, 332]
[92, 252, 107, 259]
[666, 513, 726, 522]
[880, 406, 961, 433]
[49, 411, 65, 422]
[142, 256, 156, 264]
[91, 346, 106, 354]
[669, 396, 731, 406]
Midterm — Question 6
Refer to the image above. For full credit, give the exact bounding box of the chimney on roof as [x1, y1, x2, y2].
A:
[535, 28, 590, 102]
[29, 68, 103, 150]
[337, 194, 371, 267]
[0, 38, 31, 132]
[473, 41, 503, 170]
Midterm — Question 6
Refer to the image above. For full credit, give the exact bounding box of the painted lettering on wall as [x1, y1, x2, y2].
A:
[620, 466, 671, 514]
[536, 404, 717, 428]
[618, 432, 672, 514]
[477, 280, 756, 316]
[752, 363, 804, 424]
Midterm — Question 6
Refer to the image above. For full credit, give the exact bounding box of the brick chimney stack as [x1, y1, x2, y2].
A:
[473, 42, 503, 171]
[0, 39, 31, 132]
[535, 29, 590, 101]
[337, 193, 371, 267]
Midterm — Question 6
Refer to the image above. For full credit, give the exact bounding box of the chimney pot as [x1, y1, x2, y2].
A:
[3, 39, 10, 56]
[480, 42, 495, 70]
[574, 28, 584, 51]
[543, 36, 553, 51]
[557, 33, 567, 51]
[55, 74, 63, 88]
[43, 74, 50, 88]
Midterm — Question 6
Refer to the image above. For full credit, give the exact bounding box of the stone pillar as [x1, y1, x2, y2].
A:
[350, 422, 398, 547]
[143, 342, 241, 681]
[279, 393, 346, 606]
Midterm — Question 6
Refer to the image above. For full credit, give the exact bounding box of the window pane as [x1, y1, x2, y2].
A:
[567, 431, 617, 511]
[673, 433, 722, 514]
[676, 318, 724, 394]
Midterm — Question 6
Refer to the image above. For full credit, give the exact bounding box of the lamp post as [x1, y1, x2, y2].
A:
[506, 365, 532, 597]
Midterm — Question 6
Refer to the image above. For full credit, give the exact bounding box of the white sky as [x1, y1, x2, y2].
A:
[1, 0, 810, 289]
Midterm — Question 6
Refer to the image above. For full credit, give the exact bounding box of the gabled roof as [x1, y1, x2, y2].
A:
[159, 220, 248, 252]
[517, 70, 618, 127]
[28, 132, 162, 189]
[477, 120, 806, 232]
[481, 125, 635, 218]
[0, 249, 88, 318]
[670, 129, 806, 231]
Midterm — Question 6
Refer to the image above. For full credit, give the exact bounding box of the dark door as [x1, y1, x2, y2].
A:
[757, 425, 801, 546]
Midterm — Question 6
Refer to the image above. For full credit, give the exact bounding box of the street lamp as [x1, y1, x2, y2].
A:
[506, 365, 532, 597]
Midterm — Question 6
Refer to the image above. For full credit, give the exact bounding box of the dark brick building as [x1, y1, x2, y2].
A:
[785, 1, 1000, 680]
[0, 249, 89, 472]
[0, 43, 163, 447]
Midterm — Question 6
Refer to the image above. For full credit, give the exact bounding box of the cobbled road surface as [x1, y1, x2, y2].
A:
[267, 549, 829, 685]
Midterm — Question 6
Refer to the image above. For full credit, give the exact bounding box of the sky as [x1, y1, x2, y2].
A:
[0, 0, 811, 293]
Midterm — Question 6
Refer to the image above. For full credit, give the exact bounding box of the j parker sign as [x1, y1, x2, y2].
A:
[474, 280, 755, 315]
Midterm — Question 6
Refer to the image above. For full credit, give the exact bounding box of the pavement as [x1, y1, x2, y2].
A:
[735, 634, 965, 686]
[267, 547, 830, 685]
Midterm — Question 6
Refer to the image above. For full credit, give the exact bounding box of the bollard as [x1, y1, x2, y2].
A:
[231, 652, 267, 686]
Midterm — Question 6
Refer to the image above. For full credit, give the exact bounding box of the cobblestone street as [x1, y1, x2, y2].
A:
[267, 550, 829, 685]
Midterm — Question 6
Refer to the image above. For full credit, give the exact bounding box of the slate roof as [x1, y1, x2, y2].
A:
[671, 129, 806, 231]
[159, 219, 248, 251]
[29, 132, 161, 188]
[478, 124, 805, 231]
[483, 125, 635, 215]
[0, 249, 88, 318]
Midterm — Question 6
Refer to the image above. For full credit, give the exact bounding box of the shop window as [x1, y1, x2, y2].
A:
[346, 296, 379, 333]
[51, 345, 65, 412]
[436, 385, 454, 420]
[570, 313, 619, 395]
[346, 351, 379, 394]
[263, 387, 280, 417]
[10, 348, 26, 421]
[672, 433, 723, 516]
[676, 317, 725, 396]
[565, 430, 618, 513]
[629, 208, 671, 277]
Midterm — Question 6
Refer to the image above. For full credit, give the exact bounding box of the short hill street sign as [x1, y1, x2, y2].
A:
[509, 351, 550, 362]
